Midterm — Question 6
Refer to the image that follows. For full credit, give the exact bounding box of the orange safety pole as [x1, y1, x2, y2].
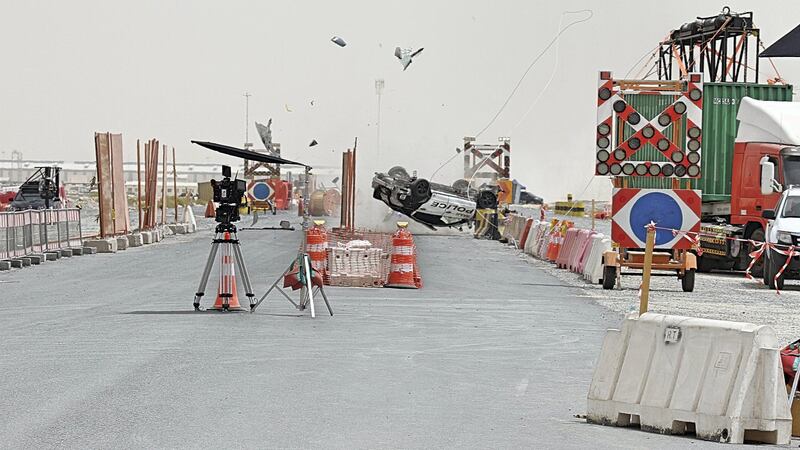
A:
[137, 139, 142, 231]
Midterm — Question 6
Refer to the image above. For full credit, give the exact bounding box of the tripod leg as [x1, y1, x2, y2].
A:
[194, 239, 221, 310]
[230, 236, 255, 309]
[302, 253, 316, 318]
[317, 285, 333, 316]
[251, 261, 296, 312]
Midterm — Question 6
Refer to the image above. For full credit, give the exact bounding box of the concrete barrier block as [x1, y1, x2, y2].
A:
[71, 247, 85, 256]
[28, 254, 44, 265]
[81, 246, 97, 255]
[116, 236, 129, 251]
[45, 252, 59, 261]
[17, 257, 31, 267]
[587, 313, 792, 445]
[9, 259, 23, 268]
[141, 231, 153, 244]
[59, 248, 73, 258]
[83, 238, 117, 253]
[128, 233, 143, 247]
[169, 224, 188, 234]
[0, 260, 10, 270]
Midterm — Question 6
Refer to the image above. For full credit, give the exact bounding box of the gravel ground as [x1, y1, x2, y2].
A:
[504, 240, 800, 344]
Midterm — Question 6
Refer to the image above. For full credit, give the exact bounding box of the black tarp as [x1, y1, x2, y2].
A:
[761, 24, 800, 57]
[191, 140, 308, 167]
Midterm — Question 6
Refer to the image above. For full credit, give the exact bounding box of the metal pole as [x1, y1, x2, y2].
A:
[137, 139, 142, 231]
[172, 147, 178, 223]
[161, 144, 167, 226]
[591, 199, 595, 231]
[640, 226, 656, 315]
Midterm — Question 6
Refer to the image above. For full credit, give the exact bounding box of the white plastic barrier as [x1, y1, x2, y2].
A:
[524, 221, 542, 256]
[583, 234, 611, 284]
[587, 313, 791, 445]
[568, 229, 593, 273]
[536, 225, 552, 259]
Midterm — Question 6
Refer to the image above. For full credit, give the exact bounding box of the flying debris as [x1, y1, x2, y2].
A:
[309, 139, 318, 147]
[254, 119, 277, 155]
[284, 104, 293, 113]
[394, 47, 424, 71]
[310, 100, 315, 106]
[331, 36, 347, 47]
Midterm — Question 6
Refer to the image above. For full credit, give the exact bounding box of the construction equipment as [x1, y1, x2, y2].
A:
[9, 166, 62, 210]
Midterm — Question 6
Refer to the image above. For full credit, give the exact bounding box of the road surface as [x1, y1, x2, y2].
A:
[0, 213, 738, 448]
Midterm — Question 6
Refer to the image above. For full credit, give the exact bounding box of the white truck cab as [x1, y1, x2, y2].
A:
[761, 167, 800, 289]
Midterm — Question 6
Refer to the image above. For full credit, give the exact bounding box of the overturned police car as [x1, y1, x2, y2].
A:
[372, 166, 497, 229]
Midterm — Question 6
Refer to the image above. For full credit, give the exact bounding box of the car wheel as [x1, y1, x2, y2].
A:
[409, 179, 431, 203]
[768, 249, 786, 290]
[681, 269, 695, 292]
[476, 190, 497, 209]
[748, 228, 765, 278]
[763, 251, 771, 286]
[388, 166, 410, 179]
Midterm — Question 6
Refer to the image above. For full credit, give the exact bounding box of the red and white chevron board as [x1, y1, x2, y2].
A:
[596, 71, 703, 178]
[611, 188, 701, 250]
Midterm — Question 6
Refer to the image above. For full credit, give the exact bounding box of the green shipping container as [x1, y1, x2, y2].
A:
[623, 83, 794, 202]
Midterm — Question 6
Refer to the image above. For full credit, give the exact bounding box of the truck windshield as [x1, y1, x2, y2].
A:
[782, 197, 800, 218]
[783, 154, 800, 186]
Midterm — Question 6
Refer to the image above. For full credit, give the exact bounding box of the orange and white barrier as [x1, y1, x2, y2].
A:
[386, 224, 421, 289]
[556, 228, 579, 269]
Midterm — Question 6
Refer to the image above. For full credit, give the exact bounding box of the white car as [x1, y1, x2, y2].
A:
[762, 187, 800, 290]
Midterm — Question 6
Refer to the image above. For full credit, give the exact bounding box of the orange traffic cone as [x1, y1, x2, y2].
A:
[209, 232, 244, 311]
[385, 222, 418, 289]
[204, 200, 216, 218]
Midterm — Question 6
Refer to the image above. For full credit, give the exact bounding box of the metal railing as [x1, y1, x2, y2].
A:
[0, 209, 82, 259]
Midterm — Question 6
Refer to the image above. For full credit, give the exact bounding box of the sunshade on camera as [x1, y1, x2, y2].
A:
[191, 141, 309, 168]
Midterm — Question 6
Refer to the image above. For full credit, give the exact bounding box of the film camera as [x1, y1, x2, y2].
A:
[211, 165, 247, 226]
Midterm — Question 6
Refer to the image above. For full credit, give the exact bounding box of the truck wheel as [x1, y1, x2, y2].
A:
[696, 255, 713, 273]
[681, 269, 696, 292]
[768, 250, 786, 290]
[602, 265, 616, 290]
[748, 228, 765, 278]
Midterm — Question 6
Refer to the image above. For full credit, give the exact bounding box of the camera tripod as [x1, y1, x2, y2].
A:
[193, 221, 255, 311]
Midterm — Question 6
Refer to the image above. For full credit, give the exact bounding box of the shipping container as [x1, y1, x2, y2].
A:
[623, 83, 793, 202]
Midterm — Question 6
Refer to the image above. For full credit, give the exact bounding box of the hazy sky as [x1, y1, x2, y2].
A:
[0, 0, 798, 201]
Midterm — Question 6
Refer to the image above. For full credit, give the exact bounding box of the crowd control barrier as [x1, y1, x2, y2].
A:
[0, 209, 83, 260]
[588, 313, 791, 445]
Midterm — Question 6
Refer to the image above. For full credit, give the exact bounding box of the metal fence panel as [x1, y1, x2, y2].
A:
[0, 208, 83, 258]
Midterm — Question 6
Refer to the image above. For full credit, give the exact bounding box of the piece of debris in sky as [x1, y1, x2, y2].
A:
[255, 119, 276, 155]
[309, 139, 318, 147]
[310, 100, 315, 106]
[284, 104, 293, 113]
[394, 47, 424, 71]
[331, 36, 347, 47]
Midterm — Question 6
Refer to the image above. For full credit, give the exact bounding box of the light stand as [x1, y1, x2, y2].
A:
[251, 165, 333, 317]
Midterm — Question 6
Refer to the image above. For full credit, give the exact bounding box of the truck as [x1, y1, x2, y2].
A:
[624, 83, 795, 276]
[762, 185, 800, 290]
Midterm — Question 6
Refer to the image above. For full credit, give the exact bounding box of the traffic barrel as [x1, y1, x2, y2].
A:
[385, 222, 418, 289]
[204, 200, 216, 218]
[306, 220, 329, 283]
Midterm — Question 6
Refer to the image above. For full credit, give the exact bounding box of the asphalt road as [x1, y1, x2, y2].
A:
[0, 213, 743, 449]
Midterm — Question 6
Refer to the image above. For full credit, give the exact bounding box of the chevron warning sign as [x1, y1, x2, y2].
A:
[611, 188, 701, 249]
[595, 71, 703, 178]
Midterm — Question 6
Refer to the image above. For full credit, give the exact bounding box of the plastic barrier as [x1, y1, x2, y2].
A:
[587, 313, 791, 445]
[518, 218, 534, 250]
[583, 234, 611, 284]
[571, 229, 596, 273]
[556, 227, 579, 269]
[0, 209, 83, 260]
[524, 221, 543, 256]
